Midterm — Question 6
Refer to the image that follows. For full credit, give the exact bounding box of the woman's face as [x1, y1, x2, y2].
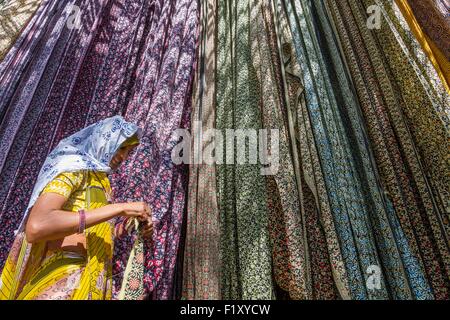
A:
[110, 144, 136, 170]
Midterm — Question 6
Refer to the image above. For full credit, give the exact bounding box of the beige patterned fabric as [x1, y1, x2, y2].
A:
[0, 0, 42, 61]
[182, 0, 222, 300]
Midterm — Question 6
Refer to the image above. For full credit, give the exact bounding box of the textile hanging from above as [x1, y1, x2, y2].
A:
[0, 0, 43, 61]
[181, 0, 445, 300]
[0, 0, 448, 301]
[395, 0, 450, 89]
[0, 0, 198, 300]
[280, 0, 432, 299]
[406, 0, 449, 60]
[274, 1, 350, 300]
[182, 0, 221, 300]
[325, 0, 449, 299]
[215, 0, 274, 300]
[113, 0, 199, 300]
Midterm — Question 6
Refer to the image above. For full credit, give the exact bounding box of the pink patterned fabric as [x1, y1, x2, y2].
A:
[112, 0, 199, 299]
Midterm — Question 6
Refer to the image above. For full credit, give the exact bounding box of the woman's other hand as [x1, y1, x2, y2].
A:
[120, 201, 150, 219]
[139, 216, 153, 240]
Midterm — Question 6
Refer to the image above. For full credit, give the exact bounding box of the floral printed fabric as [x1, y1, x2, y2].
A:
[118, 219, 146, 300]
[280, 0, 433, 299]
[0, 0, 448, 301]
[274, 1, 350, 299]
[111, 0, 199, 299]
[42, 171, 112, 212]
[15, 115, 139, 232]
[394, 0, 449, 92]
[404, 0, 450, 61]
[215, 0, 274, 300]
[0, 0, 199, 300]
[325, 0, 449, 299]
[182, 0, 221, 300]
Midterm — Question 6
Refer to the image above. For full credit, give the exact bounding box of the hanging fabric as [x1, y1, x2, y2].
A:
[273, 0, 351, 299]
[403, 0, 449, 61]
[278, 0, 434, 299]
[0, 0, 43, 61]
[394, 0, 449, 91]
[0, 0, 448, 301]
[182, 0, 222, 300]
[112, 0, 199, 300]
[0, 0, 199, 301]
[324, 0, 449, 299]
[216, 0, 274, 299]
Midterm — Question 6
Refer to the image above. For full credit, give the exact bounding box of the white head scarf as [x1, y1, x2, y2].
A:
[16, 115, 141, 233]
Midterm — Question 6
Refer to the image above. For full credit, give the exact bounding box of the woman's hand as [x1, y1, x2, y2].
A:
[120, 201, 150, 219]
[139, 216, 153, 240]
[120, 202, 153, 239]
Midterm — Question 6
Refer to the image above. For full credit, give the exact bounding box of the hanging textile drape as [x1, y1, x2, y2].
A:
[254, 0, 342, 300]
[216, 0, 274, 300]
[375, 1, 449, 130]
[0, 0, 199, 300]
[182, 0, 221, 300]
[273, 0, 350, 299]
[276, 0, 434, 299]
[0, 0, 108, 264]
[403, 0, 449, 61]
[253, 0, 313, 300]
[113, 0, 199, 300]
[0, 0, 448, 301]
[395, 0, 449, 88]
[324, 0, 449, 299]
[0, 0, 43, 61]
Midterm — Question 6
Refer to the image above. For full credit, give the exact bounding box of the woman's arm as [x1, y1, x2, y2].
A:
[25, 192, 149, 243]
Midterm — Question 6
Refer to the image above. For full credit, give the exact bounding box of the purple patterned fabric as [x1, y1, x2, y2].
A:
[0, 0, 199, 300]
[0, 0, 109, 257]
[112, 0, 199, 299]
[0, 0, 75, 173]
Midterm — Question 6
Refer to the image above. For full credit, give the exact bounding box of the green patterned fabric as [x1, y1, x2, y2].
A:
[251, 0, 310, 299]
[278, 0, 436, 299]
[216, 0, 274, 300]
[181, 0, 448, 300]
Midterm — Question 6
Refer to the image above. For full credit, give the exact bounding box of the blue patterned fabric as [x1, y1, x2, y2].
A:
[280, 0, 433, 299]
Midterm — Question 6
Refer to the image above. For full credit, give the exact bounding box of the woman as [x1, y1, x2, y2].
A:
[0, 116, 152, 300]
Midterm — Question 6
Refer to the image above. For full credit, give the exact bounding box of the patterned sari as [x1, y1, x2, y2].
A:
[0, 170, 114, 300]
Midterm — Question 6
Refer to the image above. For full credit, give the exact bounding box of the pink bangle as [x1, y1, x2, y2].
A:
[78, 209, 86, 234]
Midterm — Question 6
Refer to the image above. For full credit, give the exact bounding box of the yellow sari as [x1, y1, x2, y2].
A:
[0, 170, 114, 300]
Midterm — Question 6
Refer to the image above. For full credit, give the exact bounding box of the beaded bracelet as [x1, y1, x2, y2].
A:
[78, 209, 86, 234]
